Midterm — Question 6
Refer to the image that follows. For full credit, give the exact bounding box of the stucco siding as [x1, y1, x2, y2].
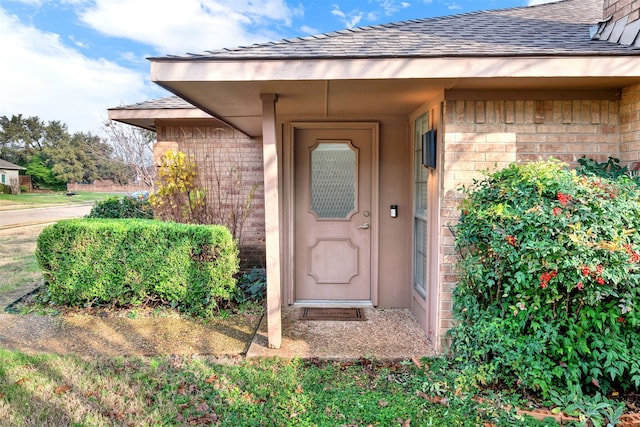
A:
[376, 119, 412, 308]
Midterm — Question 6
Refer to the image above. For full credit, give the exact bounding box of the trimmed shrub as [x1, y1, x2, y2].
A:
[87, 195, 154, 219]
[36, 219, 239, 317]
[449, 160, 640, 397]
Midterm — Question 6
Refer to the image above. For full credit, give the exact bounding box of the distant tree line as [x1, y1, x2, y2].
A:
[0, 114, 154, 190]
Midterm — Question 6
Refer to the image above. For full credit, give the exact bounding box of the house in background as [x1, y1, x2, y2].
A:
[108, 97, 266, 268]
[118, 0, 640, 351]
[0, 159, 26, 194]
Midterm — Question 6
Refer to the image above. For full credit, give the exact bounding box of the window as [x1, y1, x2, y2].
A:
[413, 113, 429, 297]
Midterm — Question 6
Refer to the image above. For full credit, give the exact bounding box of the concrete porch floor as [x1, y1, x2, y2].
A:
[246, 307, 435, 360]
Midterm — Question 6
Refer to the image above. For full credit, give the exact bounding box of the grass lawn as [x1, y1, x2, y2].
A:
[0, 225, 47, 309]
[0, 352, 554, 426]
[0, 191, 122, 209]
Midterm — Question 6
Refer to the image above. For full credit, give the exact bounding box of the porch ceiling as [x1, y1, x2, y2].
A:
[154, 74, 640, 137]
[155, 78, 452, 136]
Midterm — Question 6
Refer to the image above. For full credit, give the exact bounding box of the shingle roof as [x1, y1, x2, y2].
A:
[153, 0, 640, 61]
[109, 96, 195, 111]
[0, 159, 26, 170]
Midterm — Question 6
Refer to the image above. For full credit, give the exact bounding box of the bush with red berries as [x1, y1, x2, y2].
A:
[449, 160, 640, 397]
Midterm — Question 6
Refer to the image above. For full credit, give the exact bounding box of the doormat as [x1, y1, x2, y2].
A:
[299, 307, 366, 321]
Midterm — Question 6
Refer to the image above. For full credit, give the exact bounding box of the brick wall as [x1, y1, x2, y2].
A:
[67, 180, 151, 193]
[439, 96, 622, 346]
[604, 0, 640, 23]
[156, 121, 266, 267]
[619, 84, 640, 166]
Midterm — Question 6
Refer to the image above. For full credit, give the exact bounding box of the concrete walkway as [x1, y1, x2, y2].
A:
[0, 205, 93, 229]
[0, 303, 434, 360]
[247, 307, 435, 360]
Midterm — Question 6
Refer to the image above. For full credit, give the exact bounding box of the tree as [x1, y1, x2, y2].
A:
[1, 114, 134, 189]
[48, 132, 132, 184]
[26, 154, 65, 190]
[0, 114, 67, 165]
[102, 119, 155, 188]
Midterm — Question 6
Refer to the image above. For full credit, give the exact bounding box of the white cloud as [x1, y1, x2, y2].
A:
[68, 34, 88, 48]
[291, 3, 305, 18]
[527, 0, 560, 4]
[79, 0, 296, 54]
[377, 0, 410, 16]
[0, 7, 159, 134]
[331, 5, 363, 28]
[300, 25, 319, 35]
[7, 0, 44, 5]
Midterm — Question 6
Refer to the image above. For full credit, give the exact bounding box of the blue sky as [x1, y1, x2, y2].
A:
[0, 0, 557, 135]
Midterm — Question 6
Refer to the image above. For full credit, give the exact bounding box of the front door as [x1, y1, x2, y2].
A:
[294, 126, 374, 302]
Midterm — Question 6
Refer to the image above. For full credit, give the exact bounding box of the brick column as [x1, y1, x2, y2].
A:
[619, 84, 640, 166]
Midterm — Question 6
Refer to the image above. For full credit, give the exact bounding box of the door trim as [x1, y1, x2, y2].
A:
[284, 122, 379, 306]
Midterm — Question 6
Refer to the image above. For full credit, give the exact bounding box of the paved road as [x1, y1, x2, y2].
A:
[0, 205, 93, 229]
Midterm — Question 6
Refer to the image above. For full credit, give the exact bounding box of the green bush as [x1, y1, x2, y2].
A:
[449, 160, 640, 398]
[576, 156, 640, 185]
[36, 219, 239, 317]
[234, 267, 266, 304]
[87, 195, 153, 219]
[19, 185, 28, 193]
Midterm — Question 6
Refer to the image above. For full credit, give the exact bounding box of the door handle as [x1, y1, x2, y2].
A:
[358, 223, 370, 229]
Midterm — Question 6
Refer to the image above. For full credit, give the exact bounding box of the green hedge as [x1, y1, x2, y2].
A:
[36, 219, 239, 317]
[450, 160, 640, 397]
[87, 195, 153, 219]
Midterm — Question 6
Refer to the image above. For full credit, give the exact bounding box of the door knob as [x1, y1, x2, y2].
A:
[358, 223, 370, 229]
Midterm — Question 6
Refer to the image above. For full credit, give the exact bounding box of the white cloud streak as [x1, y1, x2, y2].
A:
[0, 0, 301, 133]
[79, 0, 295, 54]
[0, 7, 157, 133]
[527, 0, 560, 5]
[331, 5, 363, 29]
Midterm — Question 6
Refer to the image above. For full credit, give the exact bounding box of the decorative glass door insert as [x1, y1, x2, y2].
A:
[310, 141, 357, 219]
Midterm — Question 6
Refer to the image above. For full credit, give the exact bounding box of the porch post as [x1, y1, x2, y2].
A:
[260, 93, 282, 349]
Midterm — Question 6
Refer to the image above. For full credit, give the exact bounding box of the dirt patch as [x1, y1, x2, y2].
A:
[0, 311, 262, 357]
[2, 286, 263, 357]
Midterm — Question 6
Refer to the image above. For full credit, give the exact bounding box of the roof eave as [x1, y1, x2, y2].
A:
[150, 55, 640, 83]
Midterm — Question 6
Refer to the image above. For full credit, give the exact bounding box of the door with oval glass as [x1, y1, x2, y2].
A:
[294, 126, 374, 302]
